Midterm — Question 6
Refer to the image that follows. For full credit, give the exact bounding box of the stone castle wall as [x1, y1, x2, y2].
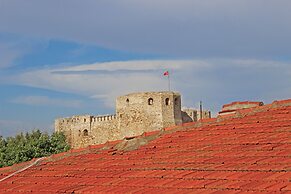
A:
[182, 108, 211, 123]
[55, 91, 211, 148]
[55, 114, 119, 148]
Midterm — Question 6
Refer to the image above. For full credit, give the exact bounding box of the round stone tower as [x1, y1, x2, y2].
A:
[116, 91, 182, 138]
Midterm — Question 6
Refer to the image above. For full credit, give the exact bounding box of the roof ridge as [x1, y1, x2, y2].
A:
[0, 157, 45, 182]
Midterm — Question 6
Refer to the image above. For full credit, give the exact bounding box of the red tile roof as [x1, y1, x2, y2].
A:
[0, 99, 291, 193]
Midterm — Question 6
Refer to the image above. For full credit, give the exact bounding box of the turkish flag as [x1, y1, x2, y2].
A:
[163, 71, 169, 76]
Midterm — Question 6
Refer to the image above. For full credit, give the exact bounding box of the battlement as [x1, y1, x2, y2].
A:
[55, 91, 211, 148]
[91, 114, 117, 122]
[56, 114, 117, 124]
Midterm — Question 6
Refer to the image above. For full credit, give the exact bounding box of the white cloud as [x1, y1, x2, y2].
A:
[0, 35, 48, 69]
[11, 96, 83, 108]
[53, 60, 209, 72]
[5, 60, 209, 107]
[0, 40, 31, 69]
[3, 59, 291, 110]
[0, 43, 21, 68]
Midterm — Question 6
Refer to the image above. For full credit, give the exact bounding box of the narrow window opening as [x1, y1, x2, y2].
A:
[148, 98, 154, 105]
[126, 98, 129, 103]
[84, 119, 86, 122]
[83, 129, 88, 136]
[165, 98, 170, 106]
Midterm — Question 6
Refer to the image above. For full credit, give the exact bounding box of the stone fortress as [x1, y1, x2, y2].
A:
[55, 91, 211, 148]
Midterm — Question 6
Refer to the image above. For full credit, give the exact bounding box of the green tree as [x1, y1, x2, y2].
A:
[0, 130, 70, 168]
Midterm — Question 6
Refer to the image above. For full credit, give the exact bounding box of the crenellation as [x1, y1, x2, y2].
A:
[55, 91, 211, 148]
[58, 114, 118, 125]
[91, 114, 117, 123]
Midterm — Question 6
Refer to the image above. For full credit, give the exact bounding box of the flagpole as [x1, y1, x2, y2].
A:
[168, 72, 171, 91]
[163, 70, 171, 91]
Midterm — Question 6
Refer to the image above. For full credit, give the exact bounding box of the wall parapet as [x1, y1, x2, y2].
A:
[91, 114, 117, 122]
[56, 114, 117, 124]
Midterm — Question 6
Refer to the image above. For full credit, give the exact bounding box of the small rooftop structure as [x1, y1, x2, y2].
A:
[219, 101, 264, 116]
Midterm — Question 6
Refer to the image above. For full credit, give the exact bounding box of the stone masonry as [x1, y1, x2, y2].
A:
[181, 108, 211, 123]
[55, 91, 211, 148]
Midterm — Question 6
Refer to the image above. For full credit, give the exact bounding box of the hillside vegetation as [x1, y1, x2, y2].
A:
[0, 130, 70, 168]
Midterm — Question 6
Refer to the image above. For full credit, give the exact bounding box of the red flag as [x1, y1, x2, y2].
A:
[163, 71, 169, 76]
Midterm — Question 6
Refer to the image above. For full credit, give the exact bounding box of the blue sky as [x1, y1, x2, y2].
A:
[0, 0, 290, 137]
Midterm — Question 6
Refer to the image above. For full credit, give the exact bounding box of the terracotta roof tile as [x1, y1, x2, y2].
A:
[0, 99, 290, 193]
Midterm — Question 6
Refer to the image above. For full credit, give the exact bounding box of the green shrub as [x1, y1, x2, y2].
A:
[0, 130, 70, 168]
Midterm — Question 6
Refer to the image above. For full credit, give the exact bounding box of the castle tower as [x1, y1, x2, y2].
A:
[116, 91, 182, 138]
[55, 91, 184, 148]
